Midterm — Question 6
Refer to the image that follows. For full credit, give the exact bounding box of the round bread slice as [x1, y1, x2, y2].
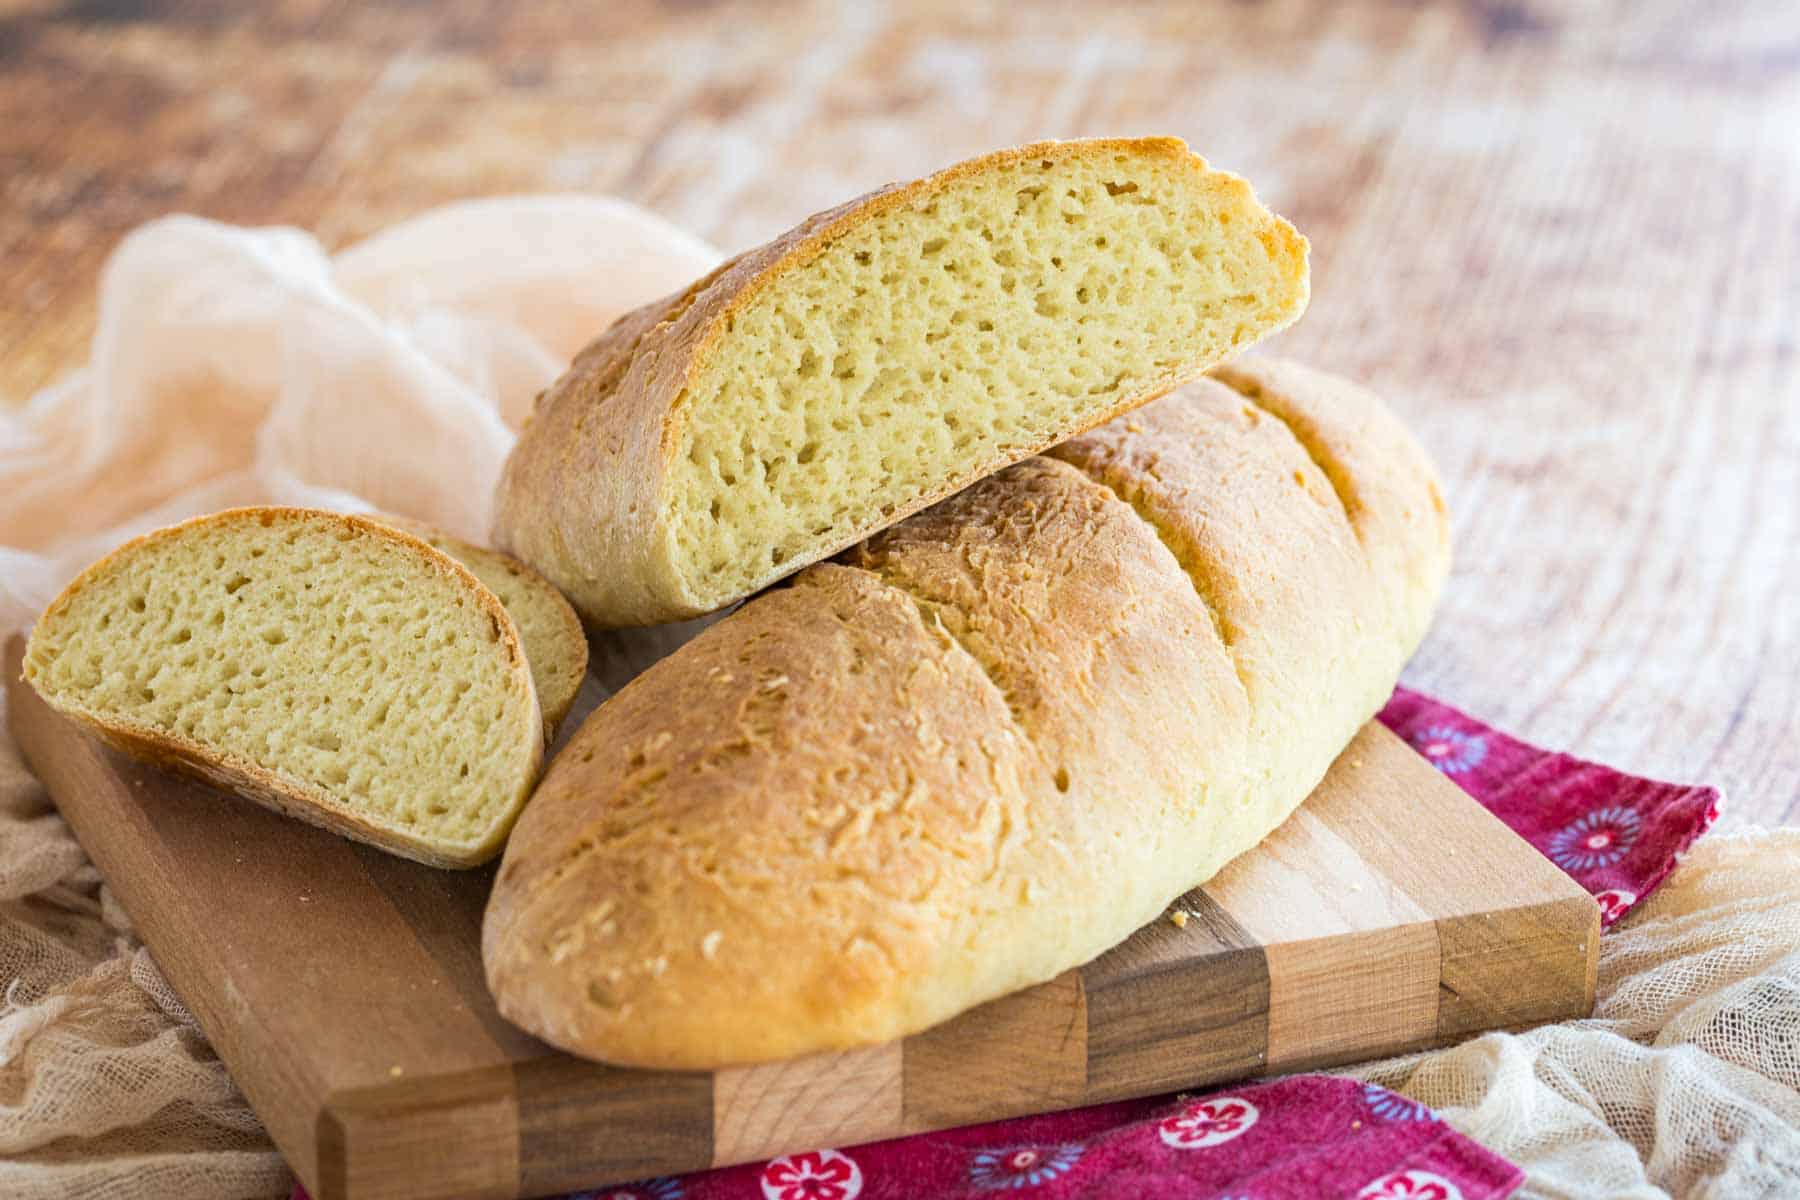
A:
[371, 515, 588, 739]
[23, 508, 544, 868]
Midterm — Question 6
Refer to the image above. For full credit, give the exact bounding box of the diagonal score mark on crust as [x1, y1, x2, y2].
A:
[1210, 369, 1364, 547]
[844, 562, 1039, 751]
[1043, 454, 1254, 702]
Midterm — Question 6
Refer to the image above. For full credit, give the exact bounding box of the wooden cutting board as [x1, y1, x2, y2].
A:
[5, 636, 1596, 1200]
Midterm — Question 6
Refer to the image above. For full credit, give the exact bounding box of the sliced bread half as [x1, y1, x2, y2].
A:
[495, 136, 1310, 626]
[373, 515, 588, 738]
[23, 507, 544, 867]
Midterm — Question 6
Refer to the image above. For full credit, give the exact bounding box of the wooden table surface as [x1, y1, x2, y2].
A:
[3, 0, 1796, 827]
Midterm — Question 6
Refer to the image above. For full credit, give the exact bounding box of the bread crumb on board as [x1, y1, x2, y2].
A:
[1168, 910, 1190, 929]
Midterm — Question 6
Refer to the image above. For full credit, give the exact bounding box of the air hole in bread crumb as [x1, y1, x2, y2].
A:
[1054, 766, 1071, 793]
[223, 575, 250, 595]
[128, 595, 146, 613]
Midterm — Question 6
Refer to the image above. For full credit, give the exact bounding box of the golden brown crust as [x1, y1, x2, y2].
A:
[483, 360, 1450, 1069]
[23, 507, 544, 869]
[493, 137, 1310, 627]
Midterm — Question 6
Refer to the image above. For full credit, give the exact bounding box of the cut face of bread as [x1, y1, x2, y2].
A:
[23, 508, 544, 867]
[494, 137, 1310, 627]
[372, 516, 589, 738]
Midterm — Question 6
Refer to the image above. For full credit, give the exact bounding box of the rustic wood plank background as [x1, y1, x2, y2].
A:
[3, 0, 1796, 833]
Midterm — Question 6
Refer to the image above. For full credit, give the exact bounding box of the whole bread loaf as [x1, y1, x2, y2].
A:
[24, 508, 545, 867]
[483, 359, 1451, 1068]
[494, 137, 1309, 627]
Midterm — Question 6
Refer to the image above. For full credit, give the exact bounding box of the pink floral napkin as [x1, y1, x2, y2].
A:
[640, 1076, 1517, 1200]
[1379, 687, 1720, 928]
[292, 688, 1720, 1200]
